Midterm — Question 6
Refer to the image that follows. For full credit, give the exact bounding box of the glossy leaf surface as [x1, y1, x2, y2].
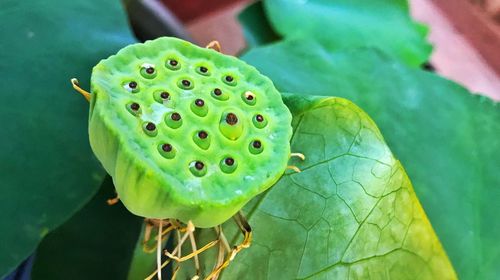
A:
[262, 0, 432, 66]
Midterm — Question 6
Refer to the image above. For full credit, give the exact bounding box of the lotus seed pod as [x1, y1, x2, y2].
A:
[88, 37, 292, 228]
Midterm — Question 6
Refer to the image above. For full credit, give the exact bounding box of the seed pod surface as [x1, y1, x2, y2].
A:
[89, 37, 292, 227]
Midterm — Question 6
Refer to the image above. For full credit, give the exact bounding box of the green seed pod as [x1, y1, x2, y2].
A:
[89, 37, 292, 228]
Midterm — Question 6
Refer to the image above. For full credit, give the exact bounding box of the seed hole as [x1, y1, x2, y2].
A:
[158, 143, 176, 159]
[178, 78, 194, 89]
[220, 112, 243, 140]
[253, 140, 261, 148]
[222, 74, 237, 86]
[126, 102, 142, 116]
[249, 140, 263, 154]
[154, 90, 171, 104]
[225, 157, 234, 166]
[242, 91, 256, 105]
[193, 130, 210, 149]
[169, 59, 178, 66]
[198, 130, 208, 139]
[220, 157, 237, 173]
[200, 67, 208, 73]
[140, 64, 157, 79]
[191, 99, 208, 117]
[162, 143, 172, 152]
[131, 103, 140, 111]
[143, 122, 158, 136]
[166, 112, 183, 129]
[160, 92, 170, 99]
[171, 113, 181, 121]
[124, 81, 140, 93]
[211, 88, 228, 101]
[253, 114, 268, 128]
[226, 113, 238, 125]
[195, 99, 204, 107]
[189, 160, 207, 177]
[146, 122, 156, 131]
[195, 161, 204, 170]
[166, 58, 181, 70]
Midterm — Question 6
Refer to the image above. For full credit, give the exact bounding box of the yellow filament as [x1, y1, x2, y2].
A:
[287, 165, 302, 173]
[205, 41, 221, 52]
[70, 78, 90, 101]
[106, 195, 119, 206]
[290, 152, 306, 161]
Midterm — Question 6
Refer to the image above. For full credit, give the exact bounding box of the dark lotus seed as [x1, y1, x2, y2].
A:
[200, 66, 208, 73]
[256, 114, 264, 122]
[214, 88, 222, 96]
[171, 113, 181, 121]
[146, 122, 156, 131]
[246, 94, 254, 100]
[146, 67, 155, 74]
[162, 143, 172, 152]
[160, 92, 170, 99]
[195, 161, 204, 170]
[225, 75, 234, 82]
[195, 99, 204, 107]
[226, 113, 238, 125]
[130, 103, 140, 111]
[198, 131, 208, 139]
[182, 80, 191, 87]
[225, 157, 234, 166]
[169, 59, 178, 66]
[129, 81, 137, 89]
[252, 140, 262, 148]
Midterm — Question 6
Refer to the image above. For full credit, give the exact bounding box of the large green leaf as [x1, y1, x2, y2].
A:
[31, 176, 142, 279]
[262, 0, 431, 67]
[241, 41, 500, 279]
[0, 0, 135, 276]
[177, 93, 456, 279]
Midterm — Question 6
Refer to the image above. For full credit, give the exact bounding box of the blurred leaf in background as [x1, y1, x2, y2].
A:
[241, 41, 500, 279]
[0, 0, 135, 277]
[260, 0, 432, 67]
